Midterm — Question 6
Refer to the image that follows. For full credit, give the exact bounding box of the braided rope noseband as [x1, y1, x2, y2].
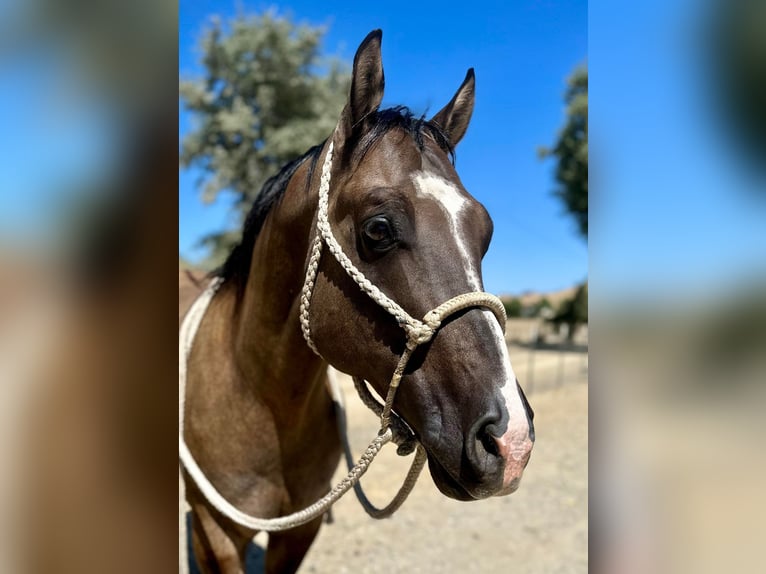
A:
[179, 137, 507, 535]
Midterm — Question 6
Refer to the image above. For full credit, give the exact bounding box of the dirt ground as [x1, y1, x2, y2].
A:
[187, 345, 588, 573]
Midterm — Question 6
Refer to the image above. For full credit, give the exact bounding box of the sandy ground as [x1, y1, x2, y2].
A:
[186, 345, 588, 573]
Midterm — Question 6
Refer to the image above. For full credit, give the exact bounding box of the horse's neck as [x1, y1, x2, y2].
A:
[231, 281, 325, 403]
[188, 146, 330, 436]
[228, 163, 326, 405]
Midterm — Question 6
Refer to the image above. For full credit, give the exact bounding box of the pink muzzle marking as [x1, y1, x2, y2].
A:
[494, 430, 533, 494]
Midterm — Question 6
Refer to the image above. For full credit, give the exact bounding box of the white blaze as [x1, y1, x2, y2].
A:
[412, 172, 481, 291]
[412, 171, 533, 493]
[488, 312, 534, 493]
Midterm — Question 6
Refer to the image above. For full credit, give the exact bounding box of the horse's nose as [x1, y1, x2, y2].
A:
[465, 408, 507, 482]
[465, 403, 534, 494]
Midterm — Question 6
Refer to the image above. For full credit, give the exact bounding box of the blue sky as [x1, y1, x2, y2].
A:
[179, 0, 588, 296]
[0, 34, 119, 248]
[590, 0, 766, 301]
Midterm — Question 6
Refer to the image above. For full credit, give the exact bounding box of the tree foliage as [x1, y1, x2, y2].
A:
[524, 297, 553, 318]
[710, 0, 766, 173]
[540, 65, 588, 240]
[551, 282, 588, 340]
[502, 297, 523, 318]
[180, 12, 351, 262]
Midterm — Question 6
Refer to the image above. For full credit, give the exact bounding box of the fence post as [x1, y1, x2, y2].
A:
[557, 324, 569, 387]
[526, 324, 538, 395]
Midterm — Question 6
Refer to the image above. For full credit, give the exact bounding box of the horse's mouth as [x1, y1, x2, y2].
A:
[424, 449, 500, 501]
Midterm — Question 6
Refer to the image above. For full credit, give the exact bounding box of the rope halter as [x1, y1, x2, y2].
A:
[299, 138, 508, 453]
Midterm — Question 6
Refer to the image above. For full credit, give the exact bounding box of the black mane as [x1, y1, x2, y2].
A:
[217, 106, 455, 293]
[216, 143, 324, 291]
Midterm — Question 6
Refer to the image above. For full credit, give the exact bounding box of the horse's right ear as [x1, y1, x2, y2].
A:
[335, 29, 385, 148]
[430, 68, 475, 147]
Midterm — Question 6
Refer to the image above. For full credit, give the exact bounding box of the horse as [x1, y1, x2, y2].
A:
[180, 29, 535, 574]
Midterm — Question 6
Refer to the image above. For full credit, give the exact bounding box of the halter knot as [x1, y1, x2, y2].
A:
[404, 321, 437, 347]
[423, 310, 445, 330]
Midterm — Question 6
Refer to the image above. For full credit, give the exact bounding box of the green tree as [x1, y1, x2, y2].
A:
[180, 12, 351, 263]
[540, 65, 588, 240]
[710, 0, 766, 173]
[502, 297, 523, 318]
[551, 282, 588, 341]
[525, 297, 553, 318]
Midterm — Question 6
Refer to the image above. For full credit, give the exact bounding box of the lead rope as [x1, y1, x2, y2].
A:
[179, 137, 508, 569]
[180, 279, 397, 533]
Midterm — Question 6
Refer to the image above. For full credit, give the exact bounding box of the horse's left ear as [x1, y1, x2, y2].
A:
[430, 68, 475, 147]
[336, 29, 385, 148]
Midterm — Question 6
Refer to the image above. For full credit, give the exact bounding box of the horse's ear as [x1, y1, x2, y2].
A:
[336, 29, 385, 145]
[430, 68, 475, 147]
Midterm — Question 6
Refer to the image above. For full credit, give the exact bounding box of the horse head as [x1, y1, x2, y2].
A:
[308, 30, 534, 501]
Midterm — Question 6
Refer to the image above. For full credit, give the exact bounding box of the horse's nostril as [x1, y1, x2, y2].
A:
[478, 426, 500, 457]
[484, 421, 506, 440]
[469, 412, 505, 461]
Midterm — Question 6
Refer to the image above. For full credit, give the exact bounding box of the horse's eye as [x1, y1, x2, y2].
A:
[362, 216, 397, 252]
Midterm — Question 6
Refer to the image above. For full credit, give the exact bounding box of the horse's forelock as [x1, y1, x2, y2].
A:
[348, 106, 456, 167]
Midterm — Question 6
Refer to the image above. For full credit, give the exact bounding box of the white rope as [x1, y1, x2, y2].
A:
[179, 278, 221, 573]
[179, 280, 401, 533]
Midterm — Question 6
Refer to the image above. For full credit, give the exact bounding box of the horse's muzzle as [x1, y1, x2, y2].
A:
[423, 406, 534, 500]
[467, 408, 534, 497]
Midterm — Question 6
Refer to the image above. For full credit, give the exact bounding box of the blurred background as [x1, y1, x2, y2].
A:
[0, 0, 178, 573]
[591, 0, 766, 572]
